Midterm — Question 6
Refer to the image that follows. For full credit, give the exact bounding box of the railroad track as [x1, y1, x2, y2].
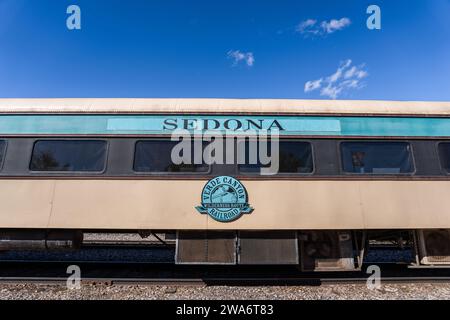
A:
[0, 245, 448, 286]
[0, 260, 450, 286]
[2, 276, 450, 286]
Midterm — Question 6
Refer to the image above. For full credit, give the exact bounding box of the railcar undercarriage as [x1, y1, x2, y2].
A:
[1, 229, 449, 271]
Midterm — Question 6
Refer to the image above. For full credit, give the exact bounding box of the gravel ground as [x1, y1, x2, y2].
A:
[0, 283, 450, 300]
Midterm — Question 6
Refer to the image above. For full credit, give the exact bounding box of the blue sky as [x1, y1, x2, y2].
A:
[0, 0, 449, 100]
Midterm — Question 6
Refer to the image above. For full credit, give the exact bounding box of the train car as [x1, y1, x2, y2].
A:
[1, 98, 450, 271]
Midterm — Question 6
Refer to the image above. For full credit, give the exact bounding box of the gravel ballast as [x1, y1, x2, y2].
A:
[0, 283, 450, 300]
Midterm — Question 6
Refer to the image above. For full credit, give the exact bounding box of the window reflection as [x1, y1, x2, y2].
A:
[438, 143, 450, 173]
[341, 142, 413, 174]
[134, 140, 208, 173]
[239, 140, 313, 174]
[0, 140, 6, 169]
[30, 140, 107, 172]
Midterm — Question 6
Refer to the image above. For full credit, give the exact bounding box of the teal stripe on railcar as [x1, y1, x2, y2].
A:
[0, 115, 450, 136]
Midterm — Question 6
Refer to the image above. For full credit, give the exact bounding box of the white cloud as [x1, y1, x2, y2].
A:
[320, 85, 343, 100]
[344, 66, 357, 79]
[344, 66, 368, 79]
[327, 59, 351, 83]
[304, 59, 368, 99]
[357, 70, 368, 79]
[321, 18, 351, 34]
[296, 17, 351, 37]
[304, 78, 322, 92]
[227, 50, 255, 67]
[295, 19, 318, 35]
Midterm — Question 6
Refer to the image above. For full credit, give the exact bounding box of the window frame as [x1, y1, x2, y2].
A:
[236, 139, 316, 176]
[0, 140, 7, 171]
[132, 139, 212, 175]
[28, 139, 109, 174]
[437, 141, 450, 175]
[338, 140, 416, 176]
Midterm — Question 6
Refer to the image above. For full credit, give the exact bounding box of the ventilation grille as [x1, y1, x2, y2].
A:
[238, 231, 298, 265]
[175, 231, 236, 265]
[418, 229, 450, 265]
[300, 231, 355, 271]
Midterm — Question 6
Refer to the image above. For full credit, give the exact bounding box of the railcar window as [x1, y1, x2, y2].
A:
[341, 142, 414, 174]
[438, 143, 450, 173]
[238, 140, 313, 174]
[0, 140, 6, 169]
[134, 140, 209, 173]
[30, 140, 107, 172]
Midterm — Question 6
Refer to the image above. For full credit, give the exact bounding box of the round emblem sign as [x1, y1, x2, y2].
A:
[195, 176, 253, 222]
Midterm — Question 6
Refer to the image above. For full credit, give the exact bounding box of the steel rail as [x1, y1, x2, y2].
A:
[1, 276, 450, 286]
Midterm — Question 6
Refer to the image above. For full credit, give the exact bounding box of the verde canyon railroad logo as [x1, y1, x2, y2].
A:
[195, 176, 253, 222]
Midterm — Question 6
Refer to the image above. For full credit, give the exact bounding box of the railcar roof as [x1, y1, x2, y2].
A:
[0, 98, 450, 116]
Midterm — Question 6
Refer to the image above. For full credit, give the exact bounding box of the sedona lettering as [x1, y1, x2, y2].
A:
[163, 118, 284, 131]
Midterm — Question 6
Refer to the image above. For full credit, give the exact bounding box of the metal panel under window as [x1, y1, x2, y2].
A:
[238, 231, 298, 265]
[30, 140, 107, 172]
[176, 231, 236, 264]
[341, 141, 414, 174]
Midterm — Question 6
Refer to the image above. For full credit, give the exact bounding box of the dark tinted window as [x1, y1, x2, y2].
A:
[239, 140, 313, 174]
[341, 142, 413, 174]
[0, 140, 6, 169]
[438, 143, 450, 173]
[30, 140, 107, 172]
[134, 140, 209, 173]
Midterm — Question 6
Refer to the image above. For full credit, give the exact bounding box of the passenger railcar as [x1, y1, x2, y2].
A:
[1, 98, 450, 270]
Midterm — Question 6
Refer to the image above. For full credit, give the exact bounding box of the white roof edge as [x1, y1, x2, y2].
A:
[0, 98, 449, 115]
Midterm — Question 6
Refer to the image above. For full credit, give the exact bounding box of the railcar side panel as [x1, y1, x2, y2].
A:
[0, 179, 449, 230]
